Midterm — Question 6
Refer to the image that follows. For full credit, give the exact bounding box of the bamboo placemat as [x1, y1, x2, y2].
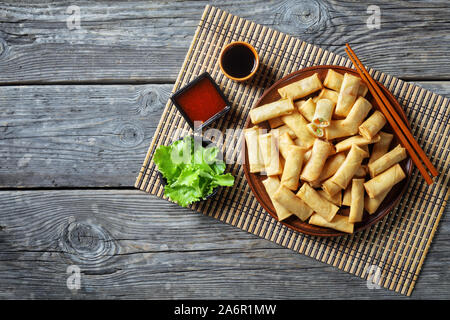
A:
[135, 5, 449, 296]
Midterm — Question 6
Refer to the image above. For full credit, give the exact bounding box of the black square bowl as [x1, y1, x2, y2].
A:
[170, 72, 231, 131]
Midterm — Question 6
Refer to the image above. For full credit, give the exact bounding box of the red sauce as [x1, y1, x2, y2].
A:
[175, 77, 227, 128]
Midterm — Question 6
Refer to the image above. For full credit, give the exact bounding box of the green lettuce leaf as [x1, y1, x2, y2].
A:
[153, 136, 235, 207]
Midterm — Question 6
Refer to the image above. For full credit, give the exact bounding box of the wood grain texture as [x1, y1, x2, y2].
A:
[0, 190, 448, 299]
[0, 0, 449, 300]
[0, 81, 448, 188]
[0, 84, 171, 187]
[0, 0, 449, 84]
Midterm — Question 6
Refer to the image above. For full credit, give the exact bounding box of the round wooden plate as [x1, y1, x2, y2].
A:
[242, 65, 413, 237]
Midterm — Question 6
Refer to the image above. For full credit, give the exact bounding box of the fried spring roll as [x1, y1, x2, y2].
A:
[277, 132, 295, 159]
[312, 88, 339, 106]
[318, 189, 342, 206]
[369, 131, 394, 164]
[342, 184, 352, 206]
[310, 152, 347, 185]
[276, 124, 296, 139]
[300, 139, 334, 182]
[344, 96, 373, 131]
[330, 144, 369, 189]
[323, 69, 343, 92]
[307, 123, 325, 138]
[262, 177, 292, 221]
[309, 214, 354, 234]
[244, 127, 265, 173]
[297, 98, 316, 122]
[359, 110, 386, 140]
[323, 69, 366, 96]
[281, 146, 306, 190]
[249, 98, 295, 124]
[281, 111, 316, 149]
[368, 144, 407, 177]
[322, 178, 342, 197]
[325, 120, 354, 140]
[334, 134, 380, 153]
[364, 164, 406, 198]
[297, 183, 339, 222]
[312, 98, 334, 127]
[349, 179, 365, 223]
[258, 132, 282, 176]
[273, 185, 313, 221]
[365, 186, 392, 214]
[354, 164, 368, 178]
[278, 73, 323, 100]
[335, 73, 361, 117]
[268, 117, 285, 129]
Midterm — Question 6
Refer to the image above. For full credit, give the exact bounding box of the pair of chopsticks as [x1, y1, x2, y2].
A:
[345, 43, 438, 185]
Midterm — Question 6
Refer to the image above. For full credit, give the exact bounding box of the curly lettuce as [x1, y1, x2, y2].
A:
[153, 136, 234, 207]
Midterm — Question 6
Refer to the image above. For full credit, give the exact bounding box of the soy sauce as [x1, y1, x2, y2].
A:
[221, 43, 256, 79]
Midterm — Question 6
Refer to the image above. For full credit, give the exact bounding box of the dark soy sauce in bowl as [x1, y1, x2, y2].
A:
[220, 42, 259, 81]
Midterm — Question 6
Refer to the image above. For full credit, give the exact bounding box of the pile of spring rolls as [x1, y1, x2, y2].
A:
[244, 70, 407, 234]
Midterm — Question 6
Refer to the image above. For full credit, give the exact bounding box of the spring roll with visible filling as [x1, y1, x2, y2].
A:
[273, 185, 313, 221]
[349, 179, 365, 223]
[281, 146, 306, 190]
[312, 98, 334, 127]
[297, 183, 339, 222]
[318, 189, 342, 206]
[335, 134, 380, 153]
[281, 111, 316, 149]
[309, 214, 354, 234]
[278, 73, 323, 100]
[364, 164, 406, 198]
[297, 98, 315, 122]
[249, 98, 295, 124]
[365, 186, 392, 214]
[258, 132, 282, 176]
[300, 139, 334, 182]
[359, 110, 386, 140]
[262, 177, 292, 221]
[244, 127, 265, 173]
[312, 88, 339, 106]
[335, 73, 361, 117]
[330, 144, 369, 189]
[277, 132, 295, 159]
[369, 131, 394, 164]
[307, 123, 325, 138]
[368, 144, 407, 177]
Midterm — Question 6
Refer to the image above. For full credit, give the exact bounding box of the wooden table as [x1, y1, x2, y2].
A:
[0, 1, 448, 299]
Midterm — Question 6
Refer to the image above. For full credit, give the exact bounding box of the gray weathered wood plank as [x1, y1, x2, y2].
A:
[0, 81, 448, 188]
[0, 190, 448, 299]
[0, 0, 449, 84]
[0, 84, 171, 187]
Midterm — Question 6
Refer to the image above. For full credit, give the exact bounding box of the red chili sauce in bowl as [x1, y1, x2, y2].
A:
[171, 72, 230, 130]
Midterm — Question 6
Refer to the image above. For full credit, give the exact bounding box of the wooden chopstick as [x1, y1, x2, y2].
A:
[345, 43, 438, 185]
